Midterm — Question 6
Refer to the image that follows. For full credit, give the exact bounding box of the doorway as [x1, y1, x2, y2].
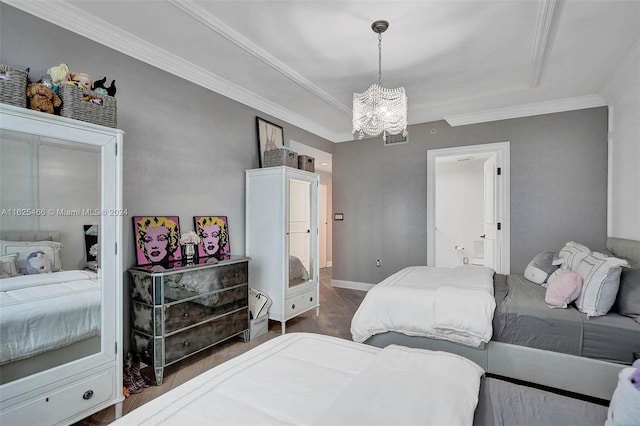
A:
[427, 142, 511, 274]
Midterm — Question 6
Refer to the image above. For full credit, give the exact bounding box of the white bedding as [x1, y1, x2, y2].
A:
[351, 266, 496, 347]
[0, 270, 101, 364]
[112, 333, 484, 426]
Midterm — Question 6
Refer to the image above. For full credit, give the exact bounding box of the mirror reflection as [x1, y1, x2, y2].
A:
[288, 178, 312, 287]
[0, 129, 102, 383]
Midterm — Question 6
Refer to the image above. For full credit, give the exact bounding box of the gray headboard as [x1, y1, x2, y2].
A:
[0, 231, 61, 242]
[606, 237, 640, 265]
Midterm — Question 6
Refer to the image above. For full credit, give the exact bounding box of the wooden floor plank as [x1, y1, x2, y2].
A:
[75, 267, 365, 425]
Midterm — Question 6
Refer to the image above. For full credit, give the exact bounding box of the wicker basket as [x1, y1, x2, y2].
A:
[59, 84, 117, 128]
[264, 148, 298, 168]
[298, 155, 315, 172]
[0, 65, 28, 108]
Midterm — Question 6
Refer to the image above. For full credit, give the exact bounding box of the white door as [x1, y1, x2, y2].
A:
[319, 184, 327, 268]
[483, 154, 498, 271]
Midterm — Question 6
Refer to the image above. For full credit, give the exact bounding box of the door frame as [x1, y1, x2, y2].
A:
[427, 141, 511, 274]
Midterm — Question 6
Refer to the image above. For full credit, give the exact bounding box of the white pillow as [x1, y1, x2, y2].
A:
[0, 253, 20, 277]
[574, 252, 629, 317]
[558, 241, 591, 272]
[0, 240, 63, 273]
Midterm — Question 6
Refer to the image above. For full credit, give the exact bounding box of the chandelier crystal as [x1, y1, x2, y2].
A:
[353, 20, 408, 141]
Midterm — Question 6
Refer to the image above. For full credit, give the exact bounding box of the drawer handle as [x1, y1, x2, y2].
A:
[83, 390, 94, 400]
[183, 313, 189, 317]
[291, 304, 296, 310]
[182, 341, 190, 347]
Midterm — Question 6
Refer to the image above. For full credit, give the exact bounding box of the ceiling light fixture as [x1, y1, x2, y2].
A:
[353, 20, 408, 142]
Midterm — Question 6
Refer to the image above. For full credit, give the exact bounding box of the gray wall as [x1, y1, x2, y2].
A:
[333, 108, 608, 284]
[0, 4, 332, 351]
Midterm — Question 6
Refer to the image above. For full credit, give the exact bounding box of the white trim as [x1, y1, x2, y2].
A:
[331, 279, 373, 292]
[607, 106, 614, 237]
[443, 94, 606, 127]
[2, 0, 346, 143]
[168, 1, 350, 115]
[326, 261, 333, 267]
[529, 0, 557, 87]
[427, 142, 511, 274]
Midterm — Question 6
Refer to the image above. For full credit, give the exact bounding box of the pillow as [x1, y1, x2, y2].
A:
[0, 240, 63, 273]
[575, 252, 629, 317]
[26, 251, 53, 274]
[524, 251, 560, 284]
[615, 267, 640, 324]
[545, 270, 583, 308]
[558, 241, 591, 272]
[0, 252, 20, 277]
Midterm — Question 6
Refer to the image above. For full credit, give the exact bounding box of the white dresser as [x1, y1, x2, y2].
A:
[245, 166, 319, 333]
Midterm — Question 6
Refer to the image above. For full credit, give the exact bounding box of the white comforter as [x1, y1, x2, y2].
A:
[112, 333, 484, 426]
[351, 266, 496, 347]
[0, 270, 101, 364]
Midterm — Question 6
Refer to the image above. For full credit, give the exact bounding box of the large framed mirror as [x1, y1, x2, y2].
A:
[0, 104, 122, 414]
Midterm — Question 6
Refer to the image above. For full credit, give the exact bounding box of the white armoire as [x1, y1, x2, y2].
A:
[245, 166, 319, 334]
[0, 104, 123, 424]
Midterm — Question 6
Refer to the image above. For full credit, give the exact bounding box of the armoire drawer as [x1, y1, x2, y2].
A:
[1, 369, 115, 425]
[285, 290, 317, 319]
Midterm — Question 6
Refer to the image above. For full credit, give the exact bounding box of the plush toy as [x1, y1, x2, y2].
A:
[68, 72, 93, 91]
[523, 251, 561, 285]
[26, 82, 61, 114]
[47, 63, 70, 93]
[26, 251, 52, 274]
[93, 76, 117, 97]
[607, 359, 640, 425]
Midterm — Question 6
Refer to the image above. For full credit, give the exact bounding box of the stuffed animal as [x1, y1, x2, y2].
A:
[26, 82, 61, 114]
[47, 63, 70, 93]
[524, 251, 560, 285]
[26, 251, 52, 274]
[93, 76, 116, 97]
[607, 359, 640, 425]
[68, 72, 93, 91]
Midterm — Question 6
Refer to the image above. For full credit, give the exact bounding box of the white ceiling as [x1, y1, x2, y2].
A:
[5, 0, 639, 146]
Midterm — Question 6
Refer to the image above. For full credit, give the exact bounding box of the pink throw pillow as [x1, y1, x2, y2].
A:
[545, 270, 583, 308]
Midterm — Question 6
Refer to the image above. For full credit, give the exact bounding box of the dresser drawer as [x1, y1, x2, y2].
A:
[1, 370, 115, 425]
[164, 309, 248, 364]
[285, 290, 317, 319]
[164, 262, 248, 302]
[164, 285, 248, 333]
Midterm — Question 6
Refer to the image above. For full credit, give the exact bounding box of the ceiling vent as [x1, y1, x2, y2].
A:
[384, 133, 408, 146]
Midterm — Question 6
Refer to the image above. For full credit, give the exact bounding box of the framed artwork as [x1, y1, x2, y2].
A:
[256, 117, 284, 167]
[193, 216, 230, 259]
[132, 216, 182, 265]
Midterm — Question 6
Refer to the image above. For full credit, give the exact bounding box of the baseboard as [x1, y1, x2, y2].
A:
[326, 261, 333, 267]
[331, 279, 374, 291]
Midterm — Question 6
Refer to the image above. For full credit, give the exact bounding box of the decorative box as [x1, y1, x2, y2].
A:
[0, 65, 28, 108]
[264, 148, 298, 168]
[59, 84, 117, 128]
[298, 155, 315, 172]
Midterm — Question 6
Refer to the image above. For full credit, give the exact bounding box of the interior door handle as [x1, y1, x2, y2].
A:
[480, 234, 486, 239]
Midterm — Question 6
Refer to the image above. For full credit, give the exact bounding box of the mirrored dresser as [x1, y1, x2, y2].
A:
[129, 255, 250, 385]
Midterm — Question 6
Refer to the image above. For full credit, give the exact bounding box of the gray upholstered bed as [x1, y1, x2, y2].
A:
[365, 237, 640, 400]
[493, 273, 639, 365]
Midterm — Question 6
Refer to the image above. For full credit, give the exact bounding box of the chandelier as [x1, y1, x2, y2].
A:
[353, 20, 408, 141]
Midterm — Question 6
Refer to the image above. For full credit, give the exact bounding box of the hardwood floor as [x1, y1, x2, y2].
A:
[76, 268, 365, 425]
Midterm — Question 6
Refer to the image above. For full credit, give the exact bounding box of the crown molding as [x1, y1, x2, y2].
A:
[168, 0, 351, 115]
[443, 94, 607, 127]
[2, 0, 345, 142]
[529, 0, 557, 87]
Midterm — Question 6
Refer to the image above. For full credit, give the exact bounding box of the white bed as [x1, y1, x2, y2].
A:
[112, 333, 484, 426]
[351, 265, 496, 347]
[0, 270, 101, 365]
